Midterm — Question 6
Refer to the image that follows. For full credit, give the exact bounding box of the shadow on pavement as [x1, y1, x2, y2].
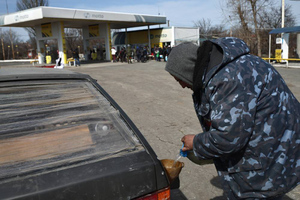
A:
[210, 176, 294, 200]
[282, 195, 294, 200]
[170, 177, 188, 200]
[210, 176, 223, 189]
[171, 189, 188, 200]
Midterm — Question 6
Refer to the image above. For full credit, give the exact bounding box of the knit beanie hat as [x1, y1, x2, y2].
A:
[165, 42, 198, 86]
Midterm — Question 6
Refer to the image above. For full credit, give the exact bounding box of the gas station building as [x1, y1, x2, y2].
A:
[112, 26, 200, 49]
[0, 6, 166, 64]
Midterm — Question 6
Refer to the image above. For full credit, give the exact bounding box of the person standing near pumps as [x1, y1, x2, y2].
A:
[72, 48, 80, 67]
[165, 38, 300, 200]
[111, 47, 117, 62]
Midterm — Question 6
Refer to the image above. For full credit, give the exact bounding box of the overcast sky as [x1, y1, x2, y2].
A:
[0, 0, 299, 41]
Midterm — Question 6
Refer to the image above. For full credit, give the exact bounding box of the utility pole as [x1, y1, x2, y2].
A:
[280, 0, 285, 63]
[281, 0, 285, 28]
[6, 0, 15, 59]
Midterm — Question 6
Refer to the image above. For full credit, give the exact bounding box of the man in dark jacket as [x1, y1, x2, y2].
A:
[165, 38, 300, 199]
[72, 48, 80, 66]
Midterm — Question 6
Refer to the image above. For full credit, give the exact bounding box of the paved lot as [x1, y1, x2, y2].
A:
[1, 60, 300, 199]
[66, 60, 300, 200]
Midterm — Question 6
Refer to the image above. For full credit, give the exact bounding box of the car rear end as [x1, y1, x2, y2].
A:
[0, 68, 170, 200]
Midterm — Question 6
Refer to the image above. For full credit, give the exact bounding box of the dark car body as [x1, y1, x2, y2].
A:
[0, 68, 171, 200]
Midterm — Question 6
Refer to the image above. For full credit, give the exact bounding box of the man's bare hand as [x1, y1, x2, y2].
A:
[181, 134, 195, 151]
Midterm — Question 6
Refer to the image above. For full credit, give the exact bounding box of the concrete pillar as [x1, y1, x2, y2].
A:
[268, 34, 271, 63]
[107, 23, 112, 60]
[82, 26, 89, 60]
[125, 28, 128, 47]
[297, 34, 300, 58]
[281, 33, 289, 62]
[102, 23, 111, 61]
[148, 25, 151, 51]
[54, 22, 67, 65]
[37, 40, 45, 64]
[83, 39, 90, 61]
[35, 25, 44, 64]
[197, 27, 200, 46]
[171, 26, 175, 47]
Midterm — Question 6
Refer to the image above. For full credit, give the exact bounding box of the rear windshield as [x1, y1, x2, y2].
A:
[0, 80, 142, 180]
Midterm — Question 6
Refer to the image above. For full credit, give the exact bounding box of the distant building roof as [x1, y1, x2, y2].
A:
[269, 26, 300, 34]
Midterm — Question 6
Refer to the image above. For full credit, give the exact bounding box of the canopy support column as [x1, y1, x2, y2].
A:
[148, 25, 152, 54]
[171, 26, 175, 47]
[148, 25, 151, 52]
[268, 34, 271, 63]
[103, 23, 111, 61]
[57, 22, 67, 65]
[297, 34, 300, 58]
[82, 26, 89, 61]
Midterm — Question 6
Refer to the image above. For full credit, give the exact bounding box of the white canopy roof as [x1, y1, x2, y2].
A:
[0, 6, 166, 29]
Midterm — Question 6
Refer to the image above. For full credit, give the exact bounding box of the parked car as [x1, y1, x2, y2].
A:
[0, 68, 178, 200]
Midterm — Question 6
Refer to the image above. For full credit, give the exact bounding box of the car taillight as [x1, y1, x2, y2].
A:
[135, 187, 170, 200]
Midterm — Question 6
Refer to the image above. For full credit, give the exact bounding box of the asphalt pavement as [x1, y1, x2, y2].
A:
[67, 60, 300, 200]
[1, 60, 300, 199]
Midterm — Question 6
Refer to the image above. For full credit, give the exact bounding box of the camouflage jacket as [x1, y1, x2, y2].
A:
[192, 37, 300, 199]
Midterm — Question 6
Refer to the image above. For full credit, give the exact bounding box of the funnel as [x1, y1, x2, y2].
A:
[160, 159, 184, 183]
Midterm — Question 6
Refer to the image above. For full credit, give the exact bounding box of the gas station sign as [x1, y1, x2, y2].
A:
[276, 38, 282, 44]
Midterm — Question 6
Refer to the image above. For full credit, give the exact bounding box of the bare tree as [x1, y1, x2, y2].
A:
[16, 0, 49, 11]
[64, 28, 83, 57]
[15, 0, 49, 58]
[16, 0, 49, 40]
[222, 0, 252, 43]
[193, 18, 227, 41]
[194, 18, 213, 38]
[259, 4, 295, 29]
[247, 0, 262, 56]
[0, 29, 22, 60]
[222, 0, 271, 56]
[258, 4, 296, 57]
[235, 0, 251, 34]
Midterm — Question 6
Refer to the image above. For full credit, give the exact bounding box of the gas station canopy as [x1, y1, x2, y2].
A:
[0, 6, 166, 65]
[0, 6, 166, 29]
[269, 26, 300, 34]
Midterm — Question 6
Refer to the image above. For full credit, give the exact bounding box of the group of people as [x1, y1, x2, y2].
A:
[70, 47, 105, 66]
[111, 46, 149, 63]
[110, 45, 174, 64]
[88, 48, 105, 61]
[153, 45, 172, 62]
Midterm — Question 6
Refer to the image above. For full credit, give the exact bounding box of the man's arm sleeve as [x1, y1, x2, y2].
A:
[193, 76, 258, 159]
